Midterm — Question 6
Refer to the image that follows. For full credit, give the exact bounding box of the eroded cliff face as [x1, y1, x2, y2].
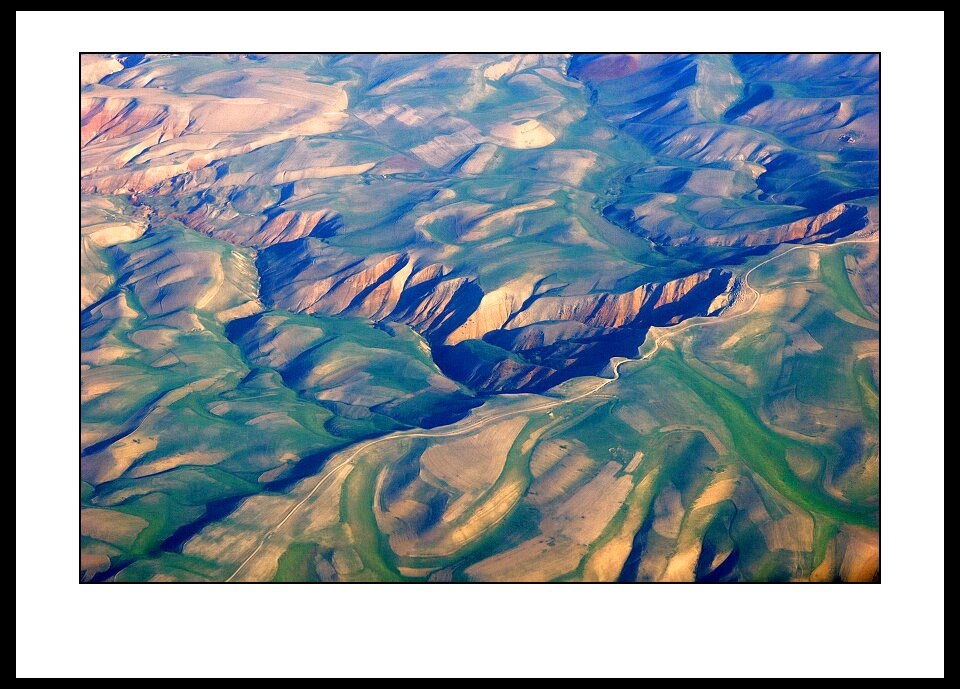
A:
[604, 198, 871, 249]
[255, 239, 735, 393]
[436, 269, 734, 393]
[507, 269, 732, 330]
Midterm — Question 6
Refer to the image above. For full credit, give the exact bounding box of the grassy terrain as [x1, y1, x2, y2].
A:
[819, 246, 876, 321]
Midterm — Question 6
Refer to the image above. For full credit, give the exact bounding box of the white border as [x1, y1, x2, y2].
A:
[17, 10, 943, 678]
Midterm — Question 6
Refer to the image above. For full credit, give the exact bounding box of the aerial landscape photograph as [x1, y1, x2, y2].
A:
[16, 7, 946, 679]
[78, 51, 881, 584]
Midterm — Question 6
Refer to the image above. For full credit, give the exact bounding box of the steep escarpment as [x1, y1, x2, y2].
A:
[434, 340, 560, 394]
[507, 269, 731, 330]
[256, 241, 482, 337]
[443, 268, 734, 394]
[604, 199, 870, 249]
[255, 238, 735, 393]
[178, 203, 342, 249]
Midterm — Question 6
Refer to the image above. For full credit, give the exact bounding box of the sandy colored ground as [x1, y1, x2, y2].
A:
[489, 118, 556, 149]
[125, 450, 226, 479]
[460, 200, 555, 242]
[839, 525, 880, 582]
[468, 461, 635, 581]
[81, 507, 149, 549]
[419, 416, 526, 493]
[83, 434, 159, 485]
[581, 468, 662, 581]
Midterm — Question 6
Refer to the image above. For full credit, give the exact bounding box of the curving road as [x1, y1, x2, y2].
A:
[225, 233, 879, 582]
[639, 234, 879, 362]
[225, 355, 632, 581]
